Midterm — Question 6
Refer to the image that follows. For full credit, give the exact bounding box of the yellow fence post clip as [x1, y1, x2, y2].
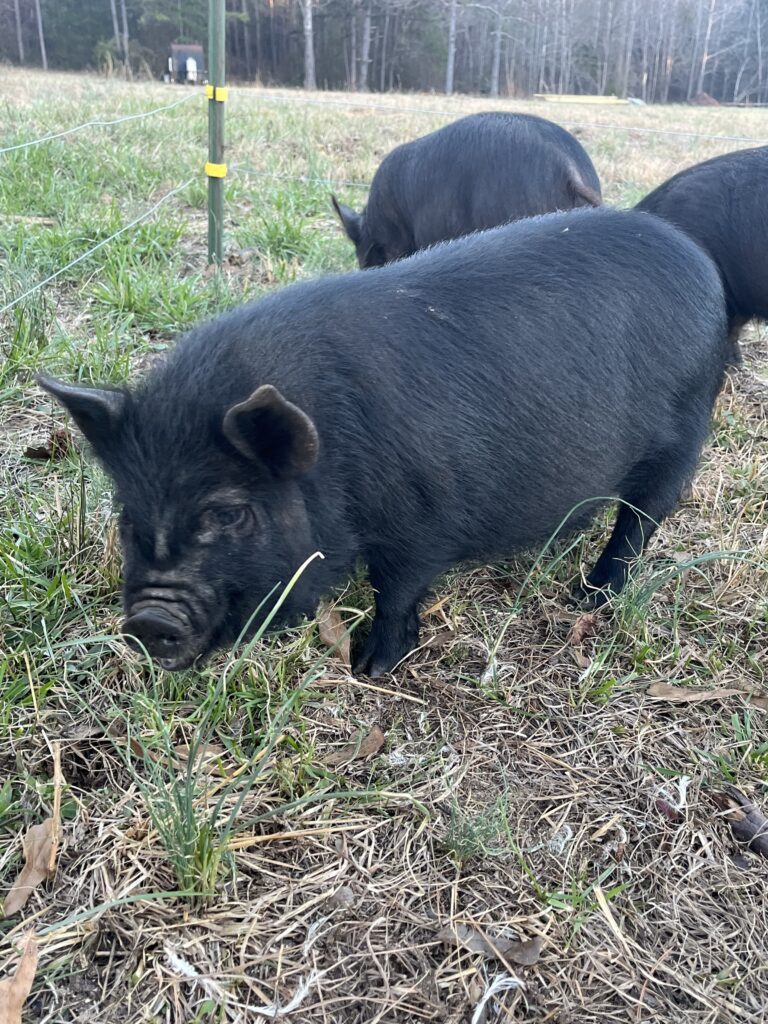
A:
[205, 161, 228, 178]
[205, 85, 229, 102]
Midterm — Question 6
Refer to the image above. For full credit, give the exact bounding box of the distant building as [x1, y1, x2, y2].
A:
[165, 44, 206, 84]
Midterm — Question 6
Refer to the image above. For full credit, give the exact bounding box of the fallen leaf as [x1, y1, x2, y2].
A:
[3, 818, 56, 917]
[127, 739, 226, 774]
[173, 743, 227, 767]
[570, 648, 591, 670]
[436, 923, 543, 965]
[0, 932, 38, 1023]
[655, 798, 683, 824]
[317, 603, 351, 668]
[327, 885, 355, 910]
[325, 725, 385, 766]
[567, 612, 599, 646]
[24, 428, 73, 461]
[505, 936, 544, 966]
[711, 786, 768, 859]
[647, 682, 767, 704]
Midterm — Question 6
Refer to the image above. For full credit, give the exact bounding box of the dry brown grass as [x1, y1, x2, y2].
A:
[1, 68, 767, 1024]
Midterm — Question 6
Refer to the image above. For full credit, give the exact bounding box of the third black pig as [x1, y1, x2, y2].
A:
[636, 145, 768, 363]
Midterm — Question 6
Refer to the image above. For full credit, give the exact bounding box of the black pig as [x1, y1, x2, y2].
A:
[332, 111, 602, 268]
[40, 208, 726, 678]
[636, 145, 768, 363]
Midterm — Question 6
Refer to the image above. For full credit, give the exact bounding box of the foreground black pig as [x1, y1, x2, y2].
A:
[636, 145, 768, 363]
[40, 208, 726, 678]
[332, 111, 602, 268]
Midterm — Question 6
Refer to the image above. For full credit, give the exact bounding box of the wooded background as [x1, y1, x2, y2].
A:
[2, 0, 767, 103]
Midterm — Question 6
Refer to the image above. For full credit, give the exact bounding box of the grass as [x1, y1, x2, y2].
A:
[1, 66, 767, 1023]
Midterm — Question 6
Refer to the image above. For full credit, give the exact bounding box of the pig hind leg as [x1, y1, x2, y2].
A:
[580, 444, 702, 606]
[353, 559, 434, 677]
[726, 315, 748, 367]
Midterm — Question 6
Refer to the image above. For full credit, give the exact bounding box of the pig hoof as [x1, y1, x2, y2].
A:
[572, 581, 613, 610]
[725, 341, 743, 368]
[351, 642, 398, 678]
[352, 619, 418, 677]
[678, 479, 694, 503]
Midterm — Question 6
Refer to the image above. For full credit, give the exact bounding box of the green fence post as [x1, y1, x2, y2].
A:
[207, 0, 227, 265]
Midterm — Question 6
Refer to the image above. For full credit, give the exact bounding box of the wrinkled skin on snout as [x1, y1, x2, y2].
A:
[38, 376, 327, 671]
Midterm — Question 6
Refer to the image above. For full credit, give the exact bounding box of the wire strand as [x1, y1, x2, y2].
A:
[232, 164, 368, 189]
[0, 92, 200, 156]
[250, 91, 768, 145]
[0, 177, 196, 317]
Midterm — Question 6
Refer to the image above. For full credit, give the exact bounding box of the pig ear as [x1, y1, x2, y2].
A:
[222, 385, 319, 479]
[37, 374, 126, 449]
[331, 194, 363, 245]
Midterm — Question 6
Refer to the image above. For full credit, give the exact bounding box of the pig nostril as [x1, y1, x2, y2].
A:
[122, 607, 188, 655]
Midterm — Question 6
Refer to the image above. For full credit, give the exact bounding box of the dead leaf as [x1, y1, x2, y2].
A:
[647, 682, 767, 705]
[505, 936, 544, 966]
[711, 786, 768, 859]
[3, 818, 56, 917]
[570, 648, 591, 670]
[436, 923, 543, 965]
[567, 612, 598, 646]
[173, 743, 227, 767]
[327, 885, 355, 910]
[24, 428, 73, 461]
[0, 932, 38, 1023]
[317, 603, 351, 668]
[325, 725, 385, 766]
[655, 798, 683, 824]
[127, 739, 226, 774]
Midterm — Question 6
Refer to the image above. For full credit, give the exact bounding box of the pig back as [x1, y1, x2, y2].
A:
[148, 207, 726, 563]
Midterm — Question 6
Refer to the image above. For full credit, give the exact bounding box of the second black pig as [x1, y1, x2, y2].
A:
[40, 208, 726, 678]
[332, 111, 602, 267]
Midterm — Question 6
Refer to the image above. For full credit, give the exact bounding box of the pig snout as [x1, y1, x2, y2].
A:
[122, 588, 207, 670]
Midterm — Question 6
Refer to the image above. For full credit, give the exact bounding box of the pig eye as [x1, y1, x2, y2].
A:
[202, 505, 254, 532]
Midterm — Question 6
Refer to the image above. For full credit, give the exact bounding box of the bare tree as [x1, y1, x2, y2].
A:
[695, 0, 718, 95]
[298, 0, 317, 89]
[13, 0, 24, 62]
[119, 0, 130, 70]
[359, 0, 373, 89]
[33, 0, 46, 69]
[109, 0, 122, 55]
[446, 0, 459, 93]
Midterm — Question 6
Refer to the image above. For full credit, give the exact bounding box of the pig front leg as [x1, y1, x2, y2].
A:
[352, 560, 431, 677]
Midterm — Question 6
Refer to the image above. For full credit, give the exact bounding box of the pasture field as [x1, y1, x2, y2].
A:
[1, 66, 767, 1023]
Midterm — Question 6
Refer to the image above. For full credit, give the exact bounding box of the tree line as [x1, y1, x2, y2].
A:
[2, 0, 767, 103]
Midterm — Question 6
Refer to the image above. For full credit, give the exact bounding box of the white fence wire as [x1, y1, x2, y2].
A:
[0, 91, 200, 157]
[251, 91, 768, 146]
[0, 178, 196, 317]
[1, 83, 765, 320]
